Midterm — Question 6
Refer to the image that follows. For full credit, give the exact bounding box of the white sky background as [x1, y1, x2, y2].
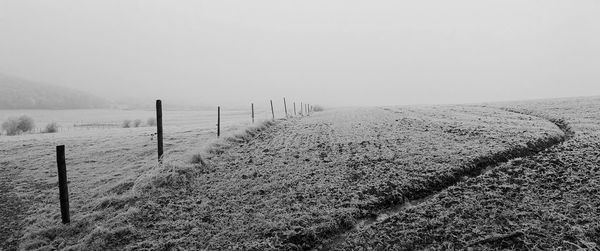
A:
[0, 0, 599, 107]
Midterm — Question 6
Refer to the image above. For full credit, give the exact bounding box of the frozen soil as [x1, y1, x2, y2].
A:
[100, 105, 564, 250]
[335, 97, 600, 250]
[0, 124, 247, 250]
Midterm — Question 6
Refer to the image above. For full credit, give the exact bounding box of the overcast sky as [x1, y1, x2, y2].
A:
[0, 0, 599, 107]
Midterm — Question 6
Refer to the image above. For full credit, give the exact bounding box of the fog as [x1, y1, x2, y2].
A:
[1, 0, 599, 107]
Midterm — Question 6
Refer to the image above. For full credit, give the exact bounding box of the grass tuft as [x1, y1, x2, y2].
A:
[132, 119, 142, 128]
[121, 120, 131, 128]
[43, 122, 59, 133]
[147, 117, 156, 126]
[189, 153, 207, 167]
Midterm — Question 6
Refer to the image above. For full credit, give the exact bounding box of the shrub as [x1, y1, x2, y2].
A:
[44, 122, 59, 133]
[17, 115, 35, 132]
[133, 119, 142, 128]
[312, 105, 324, 112]
[122, 120, 131, 128]
[2, 115, 35, 135]
[2, 117, 20, 135]
[147, 118, 156, 127]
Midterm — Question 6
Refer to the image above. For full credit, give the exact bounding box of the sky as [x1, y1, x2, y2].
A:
[0, 0, 599, 107]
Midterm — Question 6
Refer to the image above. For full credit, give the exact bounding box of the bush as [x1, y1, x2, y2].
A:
[147, 118, 156, 127]
[133, 119, 142, 128]
[17, 115, 35, 132]
[2, 117, 20, 135]
[2, 115, 35, 135]
[44, 122, 59, 133]
[122, 120, 131, 128]
[312, 105, 324, 112]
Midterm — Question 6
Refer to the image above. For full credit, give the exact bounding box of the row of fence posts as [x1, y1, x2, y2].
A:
[53, 98, 314, 224]
[219, 98, 312, 137]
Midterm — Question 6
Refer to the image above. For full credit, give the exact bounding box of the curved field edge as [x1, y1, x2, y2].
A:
[316, 107, 573, 250]
[108, 106, 562, 250]
[17, 120, 278, 250]
[18, 106, 565, 250]
[336, 98, 600, 250]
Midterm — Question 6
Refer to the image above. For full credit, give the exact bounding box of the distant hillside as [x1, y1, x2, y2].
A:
[0, 74, 109, 109]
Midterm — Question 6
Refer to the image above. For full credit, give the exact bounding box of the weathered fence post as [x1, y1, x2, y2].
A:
[284, 97, 288, 118]
[217, 106, 221, 138]
[56, 145, 70, 224]
[270, 100, 275, 121]
[156, 100, 163, 162]
[251, 103, 255, 124]
[294, 102, 297, 116]
[300, 102, 303, 116]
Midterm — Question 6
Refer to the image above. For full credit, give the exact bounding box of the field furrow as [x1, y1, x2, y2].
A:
[334, 97, 600, 250]
[87, 106, 564, 250]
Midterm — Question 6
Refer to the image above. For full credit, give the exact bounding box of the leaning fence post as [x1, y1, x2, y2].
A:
[284, 98, 288, 118]
[270, 100, 275, 121]
[156, 100, 163, 162]
[56, 145, 70, 224]
[251, 103, 255, 124]
[217, 106, 221, 138]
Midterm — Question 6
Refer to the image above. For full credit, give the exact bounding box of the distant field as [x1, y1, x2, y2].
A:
[0, 106, 284, 250]
[0, 107, 277, 134]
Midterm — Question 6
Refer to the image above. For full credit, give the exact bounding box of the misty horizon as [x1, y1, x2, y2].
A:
[1, 0, 599, 107]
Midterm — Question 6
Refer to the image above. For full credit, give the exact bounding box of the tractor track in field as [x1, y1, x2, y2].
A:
[316, 107, 574, 251]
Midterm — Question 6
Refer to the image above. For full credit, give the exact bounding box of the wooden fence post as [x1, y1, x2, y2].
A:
[217, 106, 221, 138]
[156, 100, 163, 162]
[56, 145, 70, 224]
[251, 103, 255, 124]
[294, 102, 297, 116]
[284, 97, 288, 118]
[270, 100, 275, 121]
[300, 102, 303, 116]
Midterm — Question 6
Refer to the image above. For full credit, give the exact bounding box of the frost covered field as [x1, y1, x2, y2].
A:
[1, 97, 599, 250]
[0, 107, 272, 250]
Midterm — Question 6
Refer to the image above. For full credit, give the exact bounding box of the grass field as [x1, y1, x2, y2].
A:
[0, 107, 276, 250]
[0, 107, 275, 133]
[335, 97, 600, 250]
[2, 97, 598, 250]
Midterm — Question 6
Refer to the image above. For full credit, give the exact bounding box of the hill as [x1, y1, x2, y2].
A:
[0, 74, 109, 109]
